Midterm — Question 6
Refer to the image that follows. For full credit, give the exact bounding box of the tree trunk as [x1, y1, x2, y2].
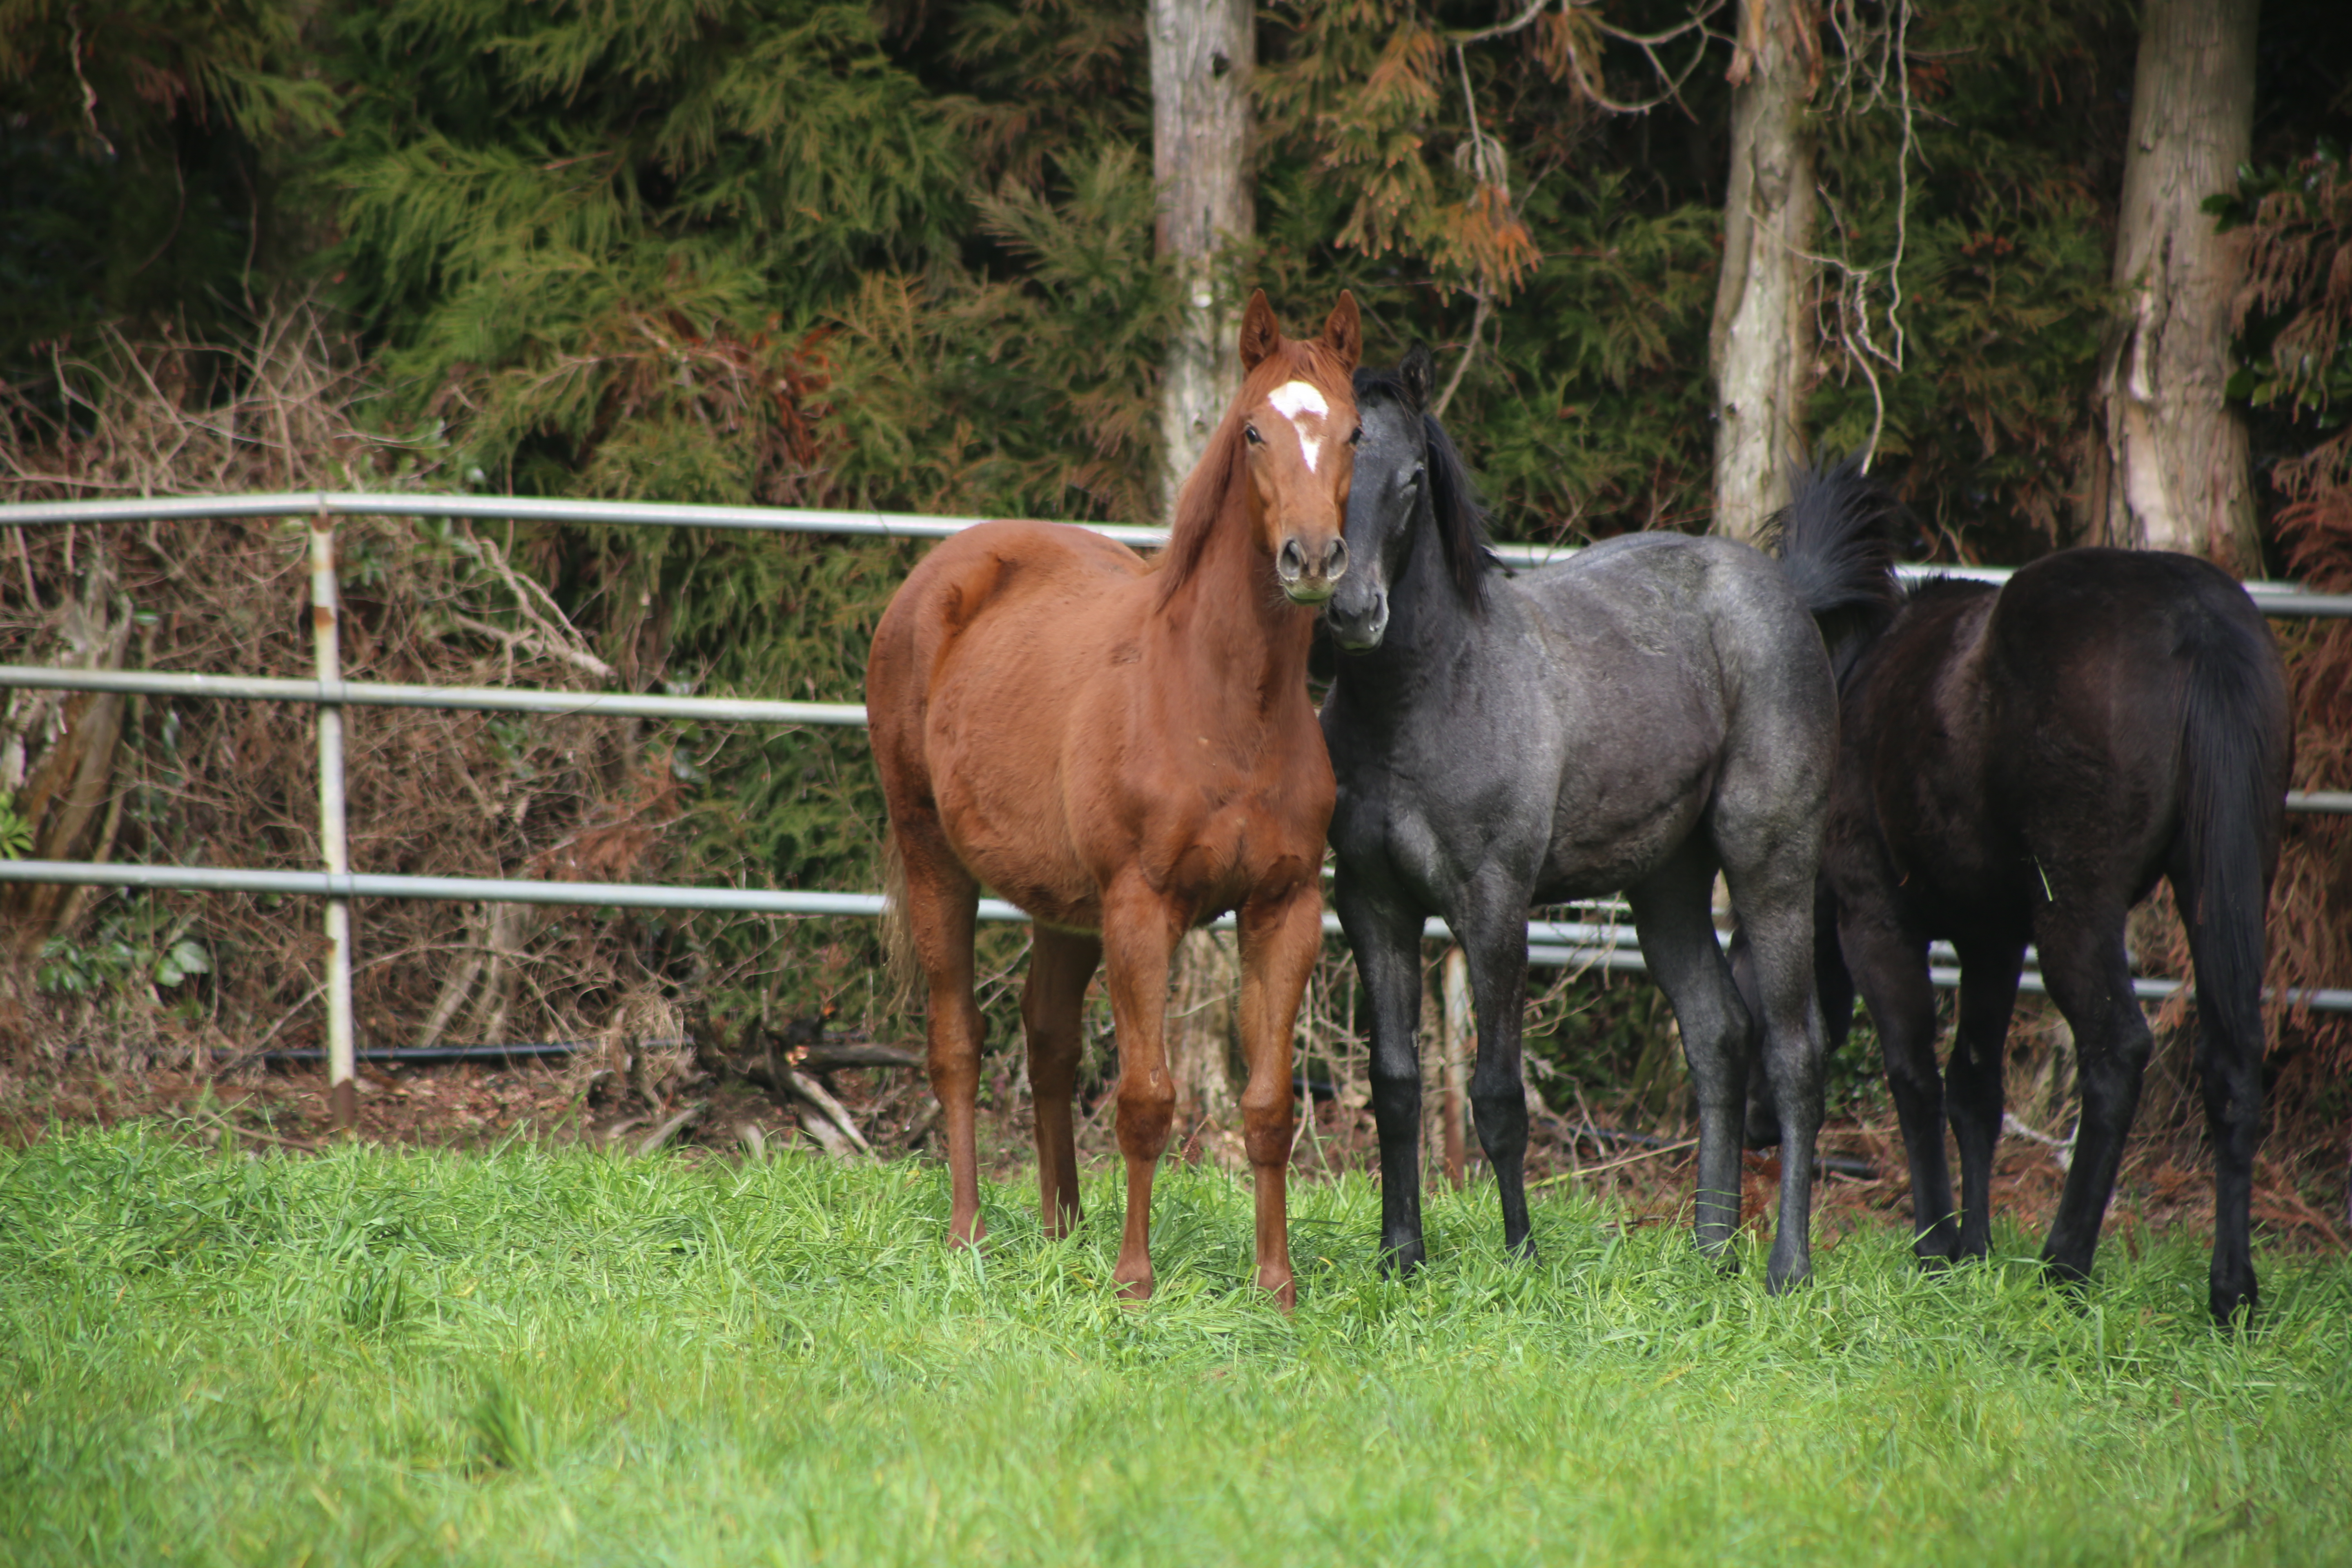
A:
[1439, 947, 1472, 1189]
[1150, 0, 1256, 517]
[1709, 0, 1820, 543]
[2088, 0, 2260, 569]
[1152, 0, 1256, 1132]
[2, 566, 134, 962]
[1167, 928, 1243, 1142]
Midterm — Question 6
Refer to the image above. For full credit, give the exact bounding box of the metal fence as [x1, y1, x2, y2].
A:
[4, 493, 2347, 1129]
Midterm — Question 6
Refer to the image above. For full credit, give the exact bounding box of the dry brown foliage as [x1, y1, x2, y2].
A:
[0, 309, 685, 1071]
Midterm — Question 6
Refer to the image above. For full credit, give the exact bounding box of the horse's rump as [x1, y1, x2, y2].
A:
[1985, 550, 2287, 979]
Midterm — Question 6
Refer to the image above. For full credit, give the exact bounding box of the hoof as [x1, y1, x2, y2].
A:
[1114, 1267, 1154, 1305]
[948, 1215, 988, 1250]
[1912, 1228, 1961, 1270]
[1259, 1271, 1297, 1312]
[2038, 1253, 2091, 1293]
[1766, 1255, 1813, 1295]
[1378, 1238, 1426, 1279]
[2201, 1297, 2258, 1335]
[2209, 1278, 2257, 1331]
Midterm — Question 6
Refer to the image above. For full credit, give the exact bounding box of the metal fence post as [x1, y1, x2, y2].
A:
[308, 511, 357, 1133]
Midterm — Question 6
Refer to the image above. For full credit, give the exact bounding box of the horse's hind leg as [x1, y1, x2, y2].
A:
[2031, 900, 2149, 1292]
[1023, 926, 1101, 1239]
[1628, 841, 1749, 1270]
[897, 832, 989, 1247]
[1944, 939, 2024, 1260]
[1720, 867, 1827, 1293]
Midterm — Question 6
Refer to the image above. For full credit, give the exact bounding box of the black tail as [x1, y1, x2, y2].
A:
[2176, 603, 2291, 1026]
[1765, 456, 1904, 677]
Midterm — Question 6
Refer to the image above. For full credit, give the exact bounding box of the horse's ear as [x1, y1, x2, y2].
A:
[1321, 290, 1362, 373]
[1238, 290, 1281, 371]
[1399, 342, 1435, 411]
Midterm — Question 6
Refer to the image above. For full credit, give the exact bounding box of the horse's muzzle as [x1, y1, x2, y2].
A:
[1326, 588, 1388, 651]
[1277, 535, 1348, 604]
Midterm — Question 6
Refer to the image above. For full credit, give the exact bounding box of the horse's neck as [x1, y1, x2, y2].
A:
[1150, 493, 1312, 716]
[1348, 505, 1482, 701]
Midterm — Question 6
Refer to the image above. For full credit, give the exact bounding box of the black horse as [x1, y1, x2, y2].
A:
[1318, 349, 1896, 1290]
[1784, 463, 2292, 1326]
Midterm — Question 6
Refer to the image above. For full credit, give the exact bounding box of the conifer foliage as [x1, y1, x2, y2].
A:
[327, 0, 963, 505]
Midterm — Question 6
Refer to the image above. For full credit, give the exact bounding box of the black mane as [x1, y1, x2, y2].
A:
[1354, 367, 1497, 611]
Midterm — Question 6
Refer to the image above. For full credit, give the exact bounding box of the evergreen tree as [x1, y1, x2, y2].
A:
[0, 0, 335, 374]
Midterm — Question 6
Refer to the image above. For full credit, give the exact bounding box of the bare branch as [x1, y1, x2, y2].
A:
[449, 613, 619, 681]
[1434, 291, 1494, 419]
[1453, 0, 1554, 45]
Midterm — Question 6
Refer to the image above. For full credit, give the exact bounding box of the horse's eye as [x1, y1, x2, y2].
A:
[1244, 424, 1263, 445]
[1403, 464, 1424, 489]
[1349, 426, 1364, 445]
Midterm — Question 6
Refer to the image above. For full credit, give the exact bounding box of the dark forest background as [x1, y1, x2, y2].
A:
[2, 0, 2348, 1178]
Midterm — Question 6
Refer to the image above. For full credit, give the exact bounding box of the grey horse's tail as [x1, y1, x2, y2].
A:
[1765, 456, 1905, 678]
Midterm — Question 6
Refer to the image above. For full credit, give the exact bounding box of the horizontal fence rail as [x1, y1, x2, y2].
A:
[5, 489, 2350, 1131]
[3, 858, 2343, 1017]
[5, 666, 2343, 814]
[0, 665, 869, 726]
[6, 489, 2351, 616]
[5, 859, 2343, 1015]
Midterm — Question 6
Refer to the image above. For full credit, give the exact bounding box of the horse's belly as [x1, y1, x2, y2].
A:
[1541, 806, 1701, 899]
[921, 637, 1101, 928]
[1541, 753, 1715, 896]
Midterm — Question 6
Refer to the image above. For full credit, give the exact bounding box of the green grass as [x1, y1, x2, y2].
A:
[4, 1127, 2348, 1566]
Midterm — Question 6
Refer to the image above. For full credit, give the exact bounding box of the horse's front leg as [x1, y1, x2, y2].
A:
[1237, 885, 1324, 1309]
[1837, 906, 1951, 1264]
[1100, 882, 1181, 1303]
[1335, 878, 1430, 1274]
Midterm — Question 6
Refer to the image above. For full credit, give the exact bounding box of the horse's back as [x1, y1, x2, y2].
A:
[1506, 531, 1836, 890]
[1987, 548, 2264, 694]
[1529, 530, 1838, 759]
[869, 522, 1145, 722]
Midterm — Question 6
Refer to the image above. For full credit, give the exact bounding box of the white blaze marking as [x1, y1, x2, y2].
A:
[1267, 380, 1330, 473]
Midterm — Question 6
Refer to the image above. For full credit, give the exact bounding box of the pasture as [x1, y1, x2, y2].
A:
[4, 1127, 2348, 1566]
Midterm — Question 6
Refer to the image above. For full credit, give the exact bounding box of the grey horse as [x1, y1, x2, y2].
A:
[1319, 348, 1899, 1290]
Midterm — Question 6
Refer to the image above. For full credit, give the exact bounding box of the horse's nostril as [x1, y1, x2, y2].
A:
[1325, 538, 1349, 580]
[1278, 539, 1306, 578]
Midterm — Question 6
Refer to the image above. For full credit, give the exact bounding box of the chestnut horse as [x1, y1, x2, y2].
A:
[866, 292, 1362, 1307]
